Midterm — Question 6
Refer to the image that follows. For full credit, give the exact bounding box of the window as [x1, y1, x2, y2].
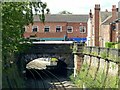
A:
[32, 26, 38, 32]
[79, 26, 86, 33]
[111, 23, 116, 30]
[67, 26, 73, 33]
[23, 27, 26, 32]
[56, 26, 62, 32]
[44, 26, 50, 32]
[23, 26, 27, 32]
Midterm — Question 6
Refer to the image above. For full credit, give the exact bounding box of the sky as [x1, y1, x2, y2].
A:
[42, 0, 120, 14]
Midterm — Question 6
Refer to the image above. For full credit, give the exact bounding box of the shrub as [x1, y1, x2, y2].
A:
[100, 51, 107, 59]
[105, 42, 116, 48]
[51, 58, 58, 62]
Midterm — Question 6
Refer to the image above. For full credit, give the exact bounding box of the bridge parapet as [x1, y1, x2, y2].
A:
[24, 44, 73, 54]
[82, 46, 120, 63]
[73, 45, 120, 88]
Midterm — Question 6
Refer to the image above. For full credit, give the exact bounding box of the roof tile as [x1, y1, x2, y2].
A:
[33, 14, 89, 22]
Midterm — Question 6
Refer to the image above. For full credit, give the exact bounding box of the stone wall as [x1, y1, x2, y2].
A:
[74, 45, 119, 88]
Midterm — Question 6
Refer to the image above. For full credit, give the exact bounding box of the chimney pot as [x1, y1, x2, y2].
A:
[112, 5, 116, 9]
[89, 9, 93, 18]
[95, 4, 100, 10]
[105, 9, 108, 12]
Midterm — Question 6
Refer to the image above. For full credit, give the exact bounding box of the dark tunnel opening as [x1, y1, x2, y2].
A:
[25, 59, 70, 79]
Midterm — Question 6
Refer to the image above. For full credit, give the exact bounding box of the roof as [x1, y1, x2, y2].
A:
[33, 14, 89, 22]
[100, 11, 112, 22]
[112, 18, 120, 23]
[101, 12, 118, 25]
[101, 15, 112, 25]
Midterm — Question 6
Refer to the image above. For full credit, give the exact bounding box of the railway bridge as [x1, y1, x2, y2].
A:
[18, 41, 84, 77]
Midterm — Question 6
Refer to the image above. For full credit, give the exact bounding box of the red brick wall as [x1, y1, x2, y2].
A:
[24, 22, 87, 39]
[110, 5, 117, 42]
[118, 22, 120, 42]
[111, 5, 117, 42]
[94, 4, 100, 46]
[111, 28, 116, 42]
[67, 22, 87, 38]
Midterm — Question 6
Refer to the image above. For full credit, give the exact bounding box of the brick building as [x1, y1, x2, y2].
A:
[87, 4, 119, 47]
[24, 14, 89, 42]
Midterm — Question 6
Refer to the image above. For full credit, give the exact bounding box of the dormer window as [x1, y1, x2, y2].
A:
[32, 26, 38, 32]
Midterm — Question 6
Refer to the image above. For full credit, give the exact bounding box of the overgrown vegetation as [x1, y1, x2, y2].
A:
[70, 61, 118, 88]
[100, 51, 107, 59]
[72, 44, 119, 89]
[2, 1, 49, 88]
[105, 42, 120, 49]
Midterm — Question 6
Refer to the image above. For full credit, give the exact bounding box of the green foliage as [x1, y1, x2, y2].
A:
[105, 75, 118, 88]
[91, 52, 98, 56]
[70, 63, 118, 88]
[70, 73, 83, 88]
[100, 51, 107, 59]
[73, 43, 78, 53]
[2, 1, 48, 63]
[2, 63, 25, 88]
[112, 64, 115, 69]
[2, 1, 48, 54]
[105, 42, 120, 49]
[2, 1, 49, 88]
[70, 63, 89, 88]
[51, 58, 58, 62]
[80, 66, 103, 88]
[105, 42, 115, 48]
[83, 48, 90, 54]
[108, 54, 119, 62]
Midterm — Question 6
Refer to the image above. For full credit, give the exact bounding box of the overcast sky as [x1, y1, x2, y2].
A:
[42, 0, 120, 14]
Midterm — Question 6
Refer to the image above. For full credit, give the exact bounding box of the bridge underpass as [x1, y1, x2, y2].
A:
[22, 42, 74, 69]
[18, 41, 77, 89]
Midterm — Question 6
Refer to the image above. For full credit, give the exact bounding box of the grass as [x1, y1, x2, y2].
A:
[2, 64, 25, 88]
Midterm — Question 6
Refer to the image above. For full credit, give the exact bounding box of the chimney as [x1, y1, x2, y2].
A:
[94, 4, 100, 46]
[89, 9, 93, 18]
[110, 5, 117, 42]
[105, 9, 108, 12]
[112, 5, 117, 20]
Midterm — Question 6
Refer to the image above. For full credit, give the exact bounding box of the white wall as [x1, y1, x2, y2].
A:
[87, 18, 92, 46]
[118, 1, 120, 18]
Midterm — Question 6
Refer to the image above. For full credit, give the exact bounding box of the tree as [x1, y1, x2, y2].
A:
[58, 10, 72, 14]
[2, 1, 48, 88]
[46, 8, 50, 14]
[2, 1, 49, 66]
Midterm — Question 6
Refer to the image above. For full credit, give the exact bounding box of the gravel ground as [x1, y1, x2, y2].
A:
[25, 58, 77, 89]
